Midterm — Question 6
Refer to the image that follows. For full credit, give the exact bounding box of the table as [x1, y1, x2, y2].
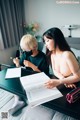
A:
[0, 68, 80, 119]
[43, 85, 80, 119]
[0, 68, 27, 98]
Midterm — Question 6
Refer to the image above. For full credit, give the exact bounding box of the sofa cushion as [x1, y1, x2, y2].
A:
[71, 48, 80, 58]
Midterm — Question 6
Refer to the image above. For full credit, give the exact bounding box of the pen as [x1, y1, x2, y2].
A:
[10, 57, 13, 60]
[10, 57, 19, 60]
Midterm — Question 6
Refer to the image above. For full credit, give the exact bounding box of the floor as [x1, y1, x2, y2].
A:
[0, 89, 28, 120]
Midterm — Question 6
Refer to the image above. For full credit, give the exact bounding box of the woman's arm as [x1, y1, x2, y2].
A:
[60, 52, 80, 84]
[45, 52, 80, 88]
[45, 73, 80, 89]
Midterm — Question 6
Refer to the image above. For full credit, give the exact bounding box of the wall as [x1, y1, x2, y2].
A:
[24, 0, 80, 37]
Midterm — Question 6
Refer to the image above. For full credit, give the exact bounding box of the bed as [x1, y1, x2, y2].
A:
[0, 37, 80, 120]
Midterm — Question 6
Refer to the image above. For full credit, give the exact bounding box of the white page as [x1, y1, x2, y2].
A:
[20, 72, 49, 90]
[27, 86, 63, 107]
[20, 72, 63, 107]
[5, 68, 21, 79]
[27, 86, 61, 101]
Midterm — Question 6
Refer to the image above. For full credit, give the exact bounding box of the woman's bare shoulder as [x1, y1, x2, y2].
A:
[51, 52, 55, 58]
[62, 51, 75, 59]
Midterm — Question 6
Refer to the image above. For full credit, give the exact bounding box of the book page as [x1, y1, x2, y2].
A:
[27, 86, 62, 101]
[27, 86, 63, 107]
[20, 72, 63, 107]
[5, 68, 21, 79]
[20, 72, 49, 90]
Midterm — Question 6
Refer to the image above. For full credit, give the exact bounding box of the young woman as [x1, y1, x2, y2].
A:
[8, 34, 49, 115]
[43, 27, 80, 89]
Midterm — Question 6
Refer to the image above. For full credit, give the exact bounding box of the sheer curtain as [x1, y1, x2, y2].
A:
[0, 0, 24, 49]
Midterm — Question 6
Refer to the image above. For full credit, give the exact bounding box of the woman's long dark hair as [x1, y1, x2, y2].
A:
[43, 27, 76, 64]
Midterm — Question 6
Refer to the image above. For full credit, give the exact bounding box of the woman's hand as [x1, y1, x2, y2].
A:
[13, 57, 20, 67]
[64, 83, 76, 88]
[45, 79, 61, 89]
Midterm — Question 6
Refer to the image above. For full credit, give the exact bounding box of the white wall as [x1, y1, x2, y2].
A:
[24, 0, 80, 37]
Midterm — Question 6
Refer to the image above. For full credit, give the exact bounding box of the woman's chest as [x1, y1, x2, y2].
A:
[53, 56, 71, 76]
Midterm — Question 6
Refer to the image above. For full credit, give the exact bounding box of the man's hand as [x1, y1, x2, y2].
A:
[23, 60, 32, 67]
[13, 58, 20, 67]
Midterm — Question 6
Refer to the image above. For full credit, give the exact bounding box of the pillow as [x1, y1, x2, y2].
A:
[71, 48, 80, 65]
[77, 56, 80, 64]
[71, 48, 80, 58]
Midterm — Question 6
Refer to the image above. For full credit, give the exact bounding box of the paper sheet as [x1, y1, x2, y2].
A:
[5, 68, 21, 79]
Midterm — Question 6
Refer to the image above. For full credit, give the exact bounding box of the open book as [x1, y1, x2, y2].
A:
[20, 72, 63, 107]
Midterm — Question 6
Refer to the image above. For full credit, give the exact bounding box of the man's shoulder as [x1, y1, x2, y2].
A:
[38, 50, 46, 57]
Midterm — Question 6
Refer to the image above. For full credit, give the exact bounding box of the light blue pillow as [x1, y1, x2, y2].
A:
[71, 48, 80, 58]
[77, 56, 80, 64]
[71, 48, 80, 64]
